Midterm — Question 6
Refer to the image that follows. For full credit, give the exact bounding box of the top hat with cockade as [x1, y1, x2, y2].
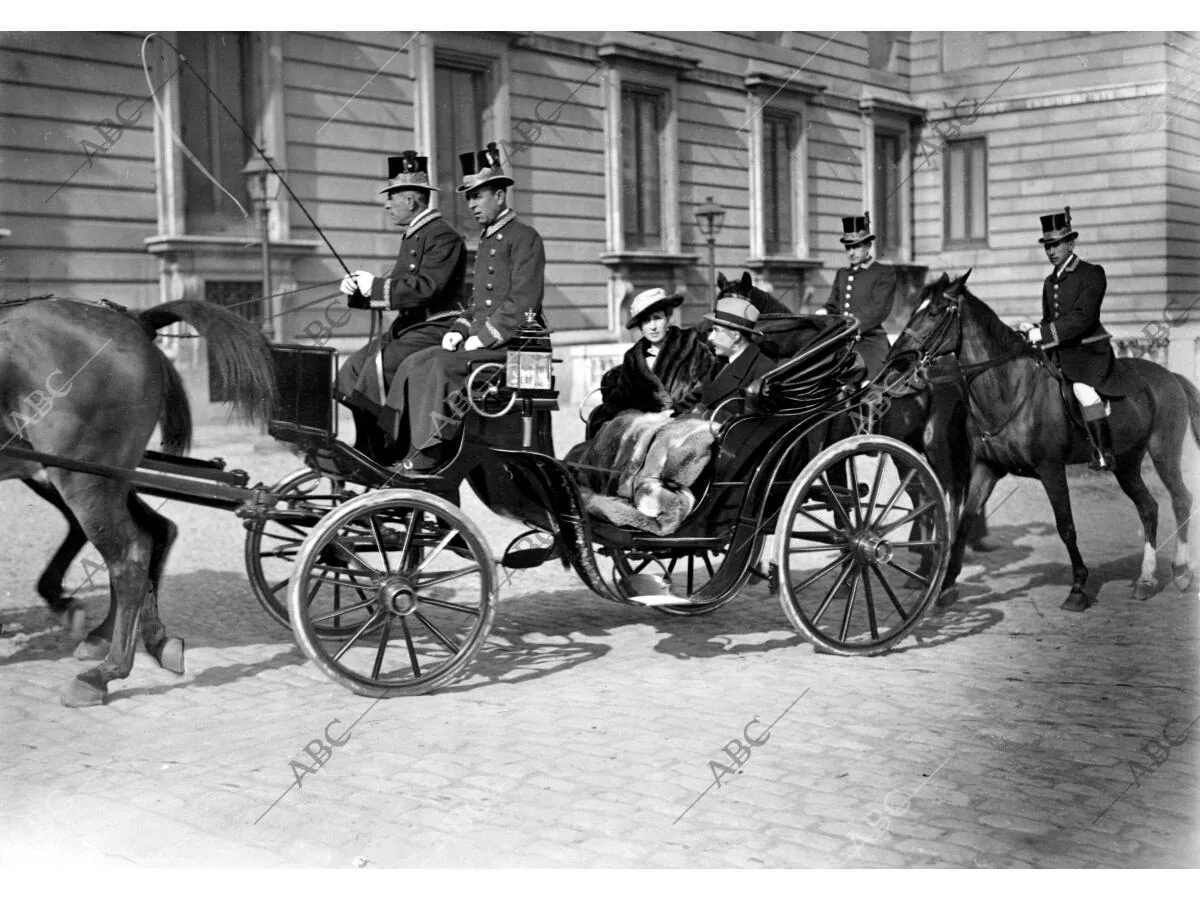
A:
[380, 150, 437, 194]
[839, 212, 875, 246]
[455, 142, 514, 194]
[1037, 206, 1078, 244]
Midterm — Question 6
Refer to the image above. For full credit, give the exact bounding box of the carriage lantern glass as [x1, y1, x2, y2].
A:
[242, 155, 284, 341]
[506, 311, 555, 394]
[695, 196, 726, 301]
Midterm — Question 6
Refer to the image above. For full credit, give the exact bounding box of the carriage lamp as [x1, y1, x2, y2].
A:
[505, 311, 557, 446]
[694, 196, 726, 301]
[243, 154, 284, 342]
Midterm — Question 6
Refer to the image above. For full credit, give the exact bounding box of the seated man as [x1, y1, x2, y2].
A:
[590, 287, 717, 436]
[690, 296, 777, 415]
[335, 151, 466, 460]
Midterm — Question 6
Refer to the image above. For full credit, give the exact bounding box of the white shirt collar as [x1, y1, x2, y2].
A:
[727, 343, 748, 366]
[482, 208, 516, 239]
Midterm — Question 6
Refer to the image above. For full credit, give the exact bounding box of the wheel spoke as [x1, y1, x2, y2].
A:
[847, 454, 863, 528]
[417, 564, 483, 589]
[400, 616, 422, 678]
[865, 452, 889, 525]
[789, 550, 852, 594]
[414, 528, 462, 575]
[818, 472, 852, 528]
[328, 538, 384, 577]
[888, 539, 941, 548]
[873, 468, 917, 528]
[838, 570, 861, 642]
[811, 558, 854, 626]
[884, 557, 928, 585]
[309, 598, 377, 625]
[370, 616, 393, 680]
[369, 514, 392, 573]
[876, 500, 938, 537]
[869, 562, 911, 621]
[267, 577, 288, 596]
[413, 611, 461, 655]
[398, 508, 420, 569]
[332, 610, 388, 662]
[701, 552, 715, 578]
[789, 529, 846, 545]
[861, 566, 880, 640]
[793, 504, 849, 540]
[418, 595, 482, 617]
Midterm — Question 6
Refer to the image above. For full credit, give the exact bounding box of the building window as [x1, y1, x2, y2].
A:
[177, 32, 253, 234]
[763, 112, 795, 255]
[944, 139, 988, 247]
[621, 87, 664, 251]
[434, 61, 486, 236]
[873, 129, 903, 259]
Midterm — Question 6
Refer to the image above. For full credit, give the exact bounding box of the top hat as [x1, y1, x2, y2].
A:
[703, 296, 765, 337]
[380, 150, 437, 194]
[625, 288, 684, 330]
[1038, 206, 1078, 244]
[455, 142, 514, 194]
[839, 212, 875, 246]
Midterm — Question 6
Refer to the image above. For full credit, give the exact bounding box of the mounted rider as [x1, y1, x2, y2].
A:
[1018, 207, 1133, 471]
[818, 212, 897, 379]
[335, 151, 467, 460]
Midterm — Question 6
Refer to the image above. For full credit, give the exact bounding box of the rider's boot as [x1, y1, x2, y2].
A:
[1082, 402, 1116, 471]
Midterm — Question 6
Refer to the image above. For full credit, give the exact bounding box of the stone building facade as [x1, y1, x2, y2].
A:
[2, 31, 1197, 399]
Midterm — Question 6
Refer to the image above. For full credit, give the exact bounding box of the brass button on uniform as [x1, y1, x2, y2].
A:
[485, 299, 493, 307]
[410, 249, 417, 256]
[488, 266, 495, 274]
[489, 249, 497, 256]
[497, 233, 504, 241]
[486, 283, 493, 290]
[408, 263, 416, 271]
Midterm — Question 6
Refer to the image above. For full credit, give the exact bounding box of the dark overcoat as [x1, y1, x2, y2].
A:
[383, 210, 547, 448]
[591, 326, 718, 435]
[695, 344, 777, 411]
[1039, 256, 1138, 396]
[823, 260, 896, 378]
[337, 211, 467, 412]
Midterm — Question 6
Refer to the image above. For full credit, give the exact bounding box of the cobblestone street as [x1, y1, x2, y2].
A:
[1, 413, 1198, 868]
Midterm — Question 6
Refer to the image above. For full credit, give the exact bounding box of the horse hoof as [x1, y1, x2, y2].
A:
[157, 638, 185, 675]
[1131, 579, 1159, 602]
[73, 638, 109, 661]
[60, 676, 107, 708]
[936, 586, 959, 609]
[1171, 564, 1194, 592]
[1061, 590, 1094, 612]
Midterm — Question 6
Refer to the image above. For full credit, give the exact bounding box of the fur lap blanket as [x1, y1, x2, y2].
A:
[565, 410, 716, 535]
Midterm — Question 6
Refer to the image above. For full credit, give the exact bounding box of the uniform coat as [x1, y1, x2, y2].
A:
[336, 210, 466, 413]
[1038, 255, 1137, 396]
[696, 343, 777, 412]
[590, 326, 718, 436]
[823, 259, 896, 378]
[383, 210, 547, 450]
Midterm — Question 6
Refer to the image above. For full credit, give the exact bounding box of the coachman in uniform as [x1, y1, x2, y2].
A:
[384, 142, 547, 473]
[336, 151, 466, 459]
[1018, 207, 1138, 470]
[819, 212, 897, 379]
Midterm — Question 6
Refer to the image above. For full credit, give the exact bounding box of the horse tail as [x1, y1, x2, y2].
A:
[1174, 372, 1200, 450]
[138, 300, 276, 423]
[152, 343, 193, 455]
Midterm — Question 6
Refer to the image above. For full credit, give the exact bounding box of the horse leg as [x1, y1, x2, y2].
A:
[22, 478, 90, 639]
[938, 460, 1001, 608]
[1111, 451, 1162, 600]
[59, 476, 153, 708]
[1036, 464, 1092, 611]
[1147, 430, 1195, 592]
[130, 494, 184, 673]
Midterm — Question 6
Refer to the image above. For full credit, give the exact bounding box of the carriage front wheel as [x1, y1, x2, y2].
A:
[287, 490, 496, 697]
[776, 435, 950, 655]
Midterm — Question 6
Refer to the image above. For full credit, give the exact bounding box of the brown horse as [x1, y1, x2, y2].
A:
[892, 271, 1199, 610]
[0, 297, 275, 706]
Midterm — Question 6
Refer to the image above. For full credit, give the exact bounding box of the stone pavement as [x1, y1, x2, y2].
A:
[0, 410, 1198, 868]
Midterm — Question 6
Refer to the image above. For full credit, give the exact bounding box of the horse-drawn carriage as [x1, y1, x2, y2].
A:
[1, 296, 953, 704]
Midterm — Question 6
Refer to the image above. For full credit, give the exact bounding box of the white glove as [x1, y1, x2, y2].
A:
[353, 270, 374, 297]
[442, 331, 464, 351]
[463, 335, 484, 352]
[814, 308, 828, 316]
[1017, 322, 1042, 344]
[339, 275, 357, 295]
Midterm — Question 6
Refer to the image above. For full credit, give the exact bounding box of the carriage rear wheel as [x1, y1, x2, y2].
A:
[245, 468, 362, 633]
[287, 490, 496, 697]
[776, 435, 950, 654]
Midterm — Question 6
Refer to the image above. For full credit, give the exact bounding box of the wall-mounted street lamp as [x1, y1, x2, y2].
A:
[243, 155, 283, 342]
[694, 196, 726, 304]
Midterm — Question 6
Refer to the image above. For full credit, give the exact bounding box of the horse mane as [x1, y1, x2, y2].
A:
[960, 288, 1025, 352]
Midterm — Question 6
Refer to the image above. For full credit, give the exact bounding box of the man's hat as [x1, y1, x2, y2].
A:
[839, 212, 875, 246]
[625, 288, 684, 330]
[1038, 206, 1078, 244]
[380, 150, 437, 194]
[456, 142, 514, 194]
[703, 296, 765, 337]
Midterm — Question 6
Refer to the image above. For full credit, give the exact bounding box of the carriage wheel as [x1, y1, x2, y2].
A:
[608, 546, 742, 616]
[244, 467, 362, 633]
[287, 490, 496, 697]
[776, 435, 950, 654]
